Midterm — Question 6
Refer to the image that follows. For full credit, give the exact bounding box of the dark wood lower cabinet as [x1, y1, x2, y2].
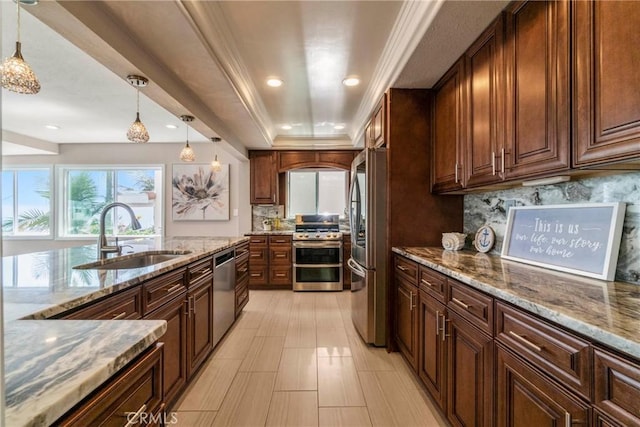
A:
[496, 344, 590, 427]
[144, 294, 187, 408]
[418, 290, 447, 410]
[57, 343, 164, 426]
[186, 279, 214, 378]
[447, 310, 493, 427]
[395, 277, 418, 370]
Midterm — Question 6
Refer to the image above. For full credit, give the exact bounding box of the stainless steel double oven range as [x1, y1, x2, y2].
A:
[292, 214, 343, 291]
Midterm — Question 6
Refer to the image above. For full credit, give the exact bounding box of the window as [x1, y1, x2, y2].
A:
[287, 169, 348, 218]
[58, 166, 163, 238]
[2, 167, 52, 237]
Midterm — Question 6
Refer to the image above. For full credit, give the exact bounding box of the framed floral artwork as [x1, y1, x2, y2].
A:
[172, 164, 230, 220]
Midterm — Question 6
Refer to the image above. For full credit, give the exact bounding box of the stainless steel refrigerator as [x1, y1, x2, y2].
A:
[347, 147, 387, 346]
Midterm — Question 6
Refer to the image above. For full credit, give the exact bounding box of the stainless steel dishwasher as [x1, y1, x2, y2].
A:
[213, 247, 235, 347]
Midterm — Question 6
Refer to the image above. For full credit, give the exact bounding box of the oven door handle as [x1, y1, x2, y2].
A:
[293, 241, 342, 248]
[347, 258, 366, 278]
[294, 263, 342, 268]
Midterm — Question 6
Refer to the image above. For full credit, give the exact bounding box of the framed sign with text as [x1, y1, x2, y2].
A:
[501, 203, 626, 280]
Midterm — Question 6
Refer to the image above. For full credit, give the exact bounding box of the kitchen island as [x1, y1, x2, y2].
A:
[3, 236, 248, 427]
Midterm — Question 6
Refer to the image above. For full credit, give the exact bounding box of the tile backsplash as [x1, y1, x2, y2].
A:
[464, 172, 639, 284]
[251, 206, 350, 231]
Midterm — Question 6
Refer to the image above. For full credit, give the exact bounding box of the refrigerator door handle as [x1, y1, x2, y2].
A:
[347, 257, 366, 277]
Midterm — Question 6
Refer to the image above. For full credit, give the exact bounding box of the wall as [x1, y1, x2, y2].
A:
[464, 172, 640, 284]
[2, 142, 252, 256]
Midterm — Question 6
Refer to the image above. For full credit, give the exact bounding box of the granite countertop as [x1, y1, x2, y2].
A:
[393, 247, 640, 359]
[3, 236, 248, 427]
[246, 230, 294, 235]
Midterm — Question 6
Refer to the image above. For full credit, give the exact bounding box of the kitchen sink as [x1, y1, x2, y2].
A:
[73, 250, 192, 270]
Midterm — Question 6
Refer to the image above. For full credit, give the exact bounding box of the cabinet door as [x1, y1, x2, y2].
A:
[594, 347, 640, 426]
[418, 290, 447, 411]
[464, 15, 505, 188]
[187, 280, 214, 378]
[250, 151, 278, 204]
[574, 1, 640, 166]
[504, 0, 570, 179]
[395, 277, 418, 370]
[144, 294, 188, 407]
[432, 59, 465, 193]
[447, 311, 493, 427]
[496, 345, 591, 427]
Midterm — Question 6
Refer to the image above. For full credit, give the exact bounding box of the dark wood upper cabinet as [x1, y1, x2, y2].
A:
[503, 0, 571, 179]
[372, 93, 386, 148]
[432, 59, 465, 193]
[464, 15, 505, 188]
[250, 151, 278, 204]
[573, 1, 640, 167]
[277, 150, 356, 171]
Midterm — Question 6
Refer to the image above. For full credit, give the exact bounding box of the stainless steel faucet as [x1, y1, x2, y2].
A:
[98, 202, 142, 259]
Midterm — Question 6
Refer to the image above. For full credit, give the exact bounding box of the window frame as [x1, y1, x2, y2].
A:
[286, 168, 349, 219]
[56, 164, 165, 240]
[1, 165, 54, 240]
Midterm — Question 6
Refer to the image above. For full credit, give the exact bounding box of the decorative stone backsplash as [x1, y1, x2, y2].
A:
[464, 172, 640, 284]
[251, 205, 350, 231]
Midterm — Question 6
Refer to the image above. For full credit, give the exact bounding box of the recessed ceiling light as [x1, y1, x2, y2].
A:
[334, 125, 345, 130]
[342, 76, 360, 87]
[267, 78, 283, 87]
[45, 124, 60, 130]
[281, 124, 292, 130]
[166, 124, 178, 129]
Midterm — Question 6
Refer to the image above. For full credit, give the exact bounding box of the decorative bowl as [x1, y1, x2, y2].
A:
[442, 232, 466, 251]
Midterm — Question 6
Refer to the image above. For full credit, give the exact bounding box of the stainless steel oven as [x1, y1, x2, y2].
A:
[293, 214, 343, 291]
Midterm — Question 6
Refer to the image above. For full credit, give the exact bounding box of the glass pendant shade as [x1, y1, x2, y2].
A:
[179, 115, 196, 161]
[180, 141, 195, 162]
[127, 112, 150, 143]
[1, 1, 41, 94]
[211, 155, 222, 172]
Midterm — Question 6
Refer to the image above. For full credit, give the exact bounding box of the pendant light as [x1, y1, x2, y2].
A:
[210, 137, 222, 172]
[1, 0, 41, 94]
[126, 75, 150, 143]
[179, 115, 196, 162]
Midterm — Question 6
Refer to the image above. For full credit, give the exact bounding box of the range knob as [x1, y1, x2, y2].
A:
[304, 234, 309, 238]
[315, 234, 320, 238]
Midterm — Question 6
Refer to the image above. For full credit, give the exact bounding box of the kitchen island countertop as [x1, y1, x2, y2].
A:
[3, 236, 248, 427]
[393, 247, 640, 360]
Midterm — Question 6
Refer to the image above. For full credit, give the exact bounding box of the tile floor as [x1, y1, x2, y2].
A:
[173, 290, 448, 426]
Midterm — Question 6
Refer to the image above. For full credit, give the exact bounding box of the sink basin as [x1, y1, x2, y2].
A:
[74, 250, 192, 270]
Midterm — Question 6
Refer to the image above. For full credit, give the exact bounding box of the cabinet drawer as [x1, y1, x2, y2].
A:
[394, 256, 419, 284]
[249, 247, 269, 265]
[249, 235, 268, 246]
[235, 241, 249, 258]
[419, 266, 447, 302]
[496, 302, 592, 400]
[270, 247, 291, 265]
[270, 266, 292, 285]
[448, 279, 493, 336]
[143, 269, 187, 315]
[57, 343, 164, 426]
[236, 280, 249, 315]
[235, 255, 249, 283]
[249, 265, 268, 286]
[594, 347, 640, 426]
[63, 286, 143, 320]
[269, 235, 292, 245]
[188, 257, 213, 285]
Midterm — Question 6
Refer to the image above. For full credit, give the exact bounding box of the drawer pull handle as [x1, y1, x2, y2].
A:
[420, 279, 433, 287]
[111, 311, 127, 320]
[275, 273, 286, 277]
[436, 310, 440, 336]
[508, 331, 543, 352]
[250, 254, 262, 258]
[166, 283, 183, 293]
[441, 317, 450, 341]
[196, 268, 212, 276]
[275, 254, 286, 258]
[250, 273, 261, 277]
[397, 265, 407, 271]
[124, 403, 147, 427]
[452, 297, 471, 309]
[410, 292, 416, 310]
[238, 267, 248, 273]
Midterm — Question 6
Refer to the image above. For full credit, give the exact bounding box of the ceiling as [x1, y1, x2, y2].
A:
[2, 0, 508, 158]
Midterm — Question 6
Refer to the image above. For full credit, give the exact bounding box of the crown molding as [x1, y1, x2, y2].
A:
[178, 1, 274, 147]
[350, 0, 445, 144]
[273, 135, 354, 150]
